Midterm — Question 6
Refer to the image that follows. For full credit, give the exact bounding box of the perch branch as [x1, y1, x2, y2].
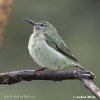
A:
[0, 69, 99, 99]
[0, 70, 94, 84]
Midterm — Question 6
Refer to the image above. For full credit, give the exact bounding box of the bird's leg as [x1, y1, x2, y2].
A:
[46, 66, 63, 74]
[50, 66, 64, 72]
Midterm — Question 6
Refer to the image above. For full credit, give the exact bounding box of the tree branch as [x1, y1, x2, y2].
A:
[81, 79, 100, 100]
[0, 69, 99, 99]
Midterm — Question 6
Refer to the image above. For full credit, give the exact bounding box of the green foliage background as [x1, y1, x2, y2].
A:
[0, 0, 100, 100]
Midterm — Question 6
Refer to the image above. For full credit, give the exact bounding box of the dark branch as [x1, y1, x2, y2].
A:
[0, 70, 93, 84]
[0, 69, 99, 99]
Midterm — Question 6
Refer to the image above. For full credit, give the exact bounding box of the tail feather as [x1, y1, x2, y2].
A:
[70, 62, 87, 71]
[76, 63, 87, 71]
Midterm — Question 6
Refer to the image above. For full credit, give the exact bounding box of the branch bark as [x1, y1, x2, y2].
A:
[81, 79, 100, 100]
[0, 69, 99, 99]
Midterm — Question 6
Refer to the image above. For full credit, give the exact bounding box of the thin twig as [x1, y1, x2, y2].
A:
[81, 79, 100, 100]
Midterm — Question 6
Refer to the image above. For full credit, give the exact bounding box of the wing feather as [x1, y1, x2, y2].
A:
[44, 32, 78, 62]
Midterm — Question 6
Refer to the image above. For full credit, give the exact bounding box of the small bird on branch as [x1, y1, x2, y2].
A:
[24, 18, 86, 71]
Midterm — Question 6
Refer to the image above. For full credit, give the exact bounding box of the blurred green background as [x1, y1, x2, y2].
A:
[0, 0, 100, 100]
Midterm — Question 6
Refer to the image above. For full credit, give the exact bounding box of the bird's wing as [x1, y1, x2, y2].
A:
[44, 32, 78, 62]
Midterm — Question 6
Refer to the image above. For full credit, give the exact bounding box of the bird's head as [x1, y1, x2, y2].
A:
[24, 18, 57, 33]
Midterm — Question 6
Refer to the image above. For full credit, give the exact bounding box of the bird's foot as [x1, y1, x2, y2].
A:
[47, 67, 63, 74]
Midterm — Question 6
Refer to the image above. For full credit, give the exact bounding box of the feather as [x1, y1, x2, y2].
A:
[44, 32, 78, 62]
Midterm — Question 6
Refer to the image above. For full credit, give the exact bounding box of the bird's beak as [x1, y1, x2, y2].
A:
[24, 18, 35, 25]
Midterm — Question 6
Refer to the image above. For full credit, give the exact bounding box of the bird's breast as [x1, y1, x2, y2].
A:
[28, 33, 45, 56]
[28, 33, 70, 68]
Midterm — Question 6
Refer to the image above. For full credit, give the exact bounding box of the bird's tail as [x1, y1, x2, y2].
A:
[76, 63, 87, 71]
[70, 61, 87, 71]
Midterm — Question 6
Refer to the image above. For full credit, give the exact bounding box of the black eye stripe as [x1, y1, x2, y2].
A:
[40, 23, 45, 26]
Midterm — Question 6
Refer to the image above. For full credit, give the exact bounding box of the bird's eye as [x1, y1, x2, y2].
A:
[40, 24, 45, 27]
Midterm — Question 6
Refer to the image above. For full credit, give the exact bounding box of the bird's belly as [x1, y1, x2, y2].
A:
[29, 40, 70, 69]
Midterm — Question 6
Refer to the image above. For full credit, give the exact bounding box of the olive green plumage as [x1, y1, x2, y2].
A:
[24, 18, 85, 70]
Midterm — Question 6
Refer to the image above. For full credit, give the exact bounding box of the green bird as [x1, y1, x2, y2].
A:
[24, 18, 86, 71]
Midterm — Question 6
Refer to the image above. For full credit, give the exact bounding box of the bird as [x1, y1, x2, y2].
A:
[24, 18, 86, 71]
